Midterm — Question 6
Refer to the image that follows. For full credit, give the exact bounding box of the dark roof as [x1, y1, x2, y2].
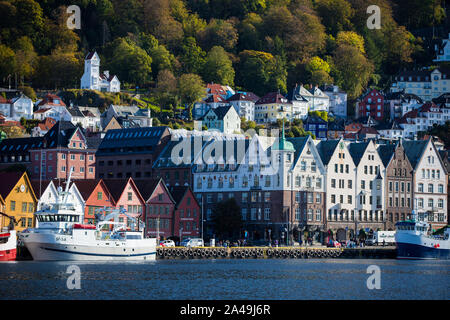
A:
[85, 135, 102, 149]
[226, 92, 259, 102]
[377, 143, 397, 167]
[286, 86, 309, 102]
[348, 142, 370, 166]
[305, 115, 327, 124]
[328, 119, 345, 131]
[317, 140, 340, 165]
[85, 52, 96, 60]
[0, 172, 24, 200]
[72, 179, 101, 200]
[402, 139, 429, 169]
[384, 91, 423, 103]
[374, 121, 402, 131]
[357, 127, 379, 135]
[29, 179, 52, 198]
[256, 92, 291, 105]
[167, 186, 191, 208]
[394, 70, 431, 82]
[0, 136, 43, 154]
[41, 121, 82, 149]
[212, 105, 234, 120]
[286, 137, 309, 167]
[102, 179, 130, 202]
[432, 93, 450, 105]
[97, 126, 169, 156]
[133, 178, 162, 202]
[67, 106, 84, 117]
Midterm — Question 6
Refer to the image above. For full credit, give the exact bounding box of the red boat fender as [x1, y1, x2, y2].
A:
[73, 224, 96, 230]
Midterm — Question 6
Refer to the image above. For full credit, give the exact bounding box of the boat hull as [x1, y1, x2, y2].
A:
[23, 233, 156, 261]
[396, 242, 450, 260]
[0, 231, 17, 261]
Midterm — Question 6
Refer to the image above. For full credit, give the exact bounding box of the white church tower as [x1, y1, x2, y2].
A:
[81, 52, 120, 93]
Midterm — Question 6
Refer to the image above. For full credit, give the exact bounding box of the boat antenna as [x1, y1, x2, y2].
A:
[62, 166, 74, 204]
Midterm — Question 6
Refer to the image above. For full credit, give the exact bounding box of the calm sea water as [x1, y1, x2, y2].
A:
[0, 259, 448, 300]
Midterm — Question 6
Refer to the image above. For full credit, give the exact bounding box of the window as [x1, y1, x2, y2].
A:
[438, 199, 444, 208]
[418, 183, 423, 192]
[241, 208, 247, 221]
[10, 201, 15, 211]
[331, 194, 336, 203]
[242, 193, 248, 203]
[22, 202, 27, 212]
[264, 208, 270, 220]
[361, 180, 366, 189]
[97, 192, 102, 200]
[331, 179, 336, 188]
[438, 184, 444, 193]
[428, 199, 434, 208]
[348, 195, 352, 204]
[428, 184, 434, 193]
[316, 193, 321, 203]
[315, 209, 321, 221]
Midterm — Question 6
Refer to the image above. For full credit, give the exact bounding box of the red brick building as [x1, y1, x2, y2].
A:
[357, 89, 384, 121]
[168, 186, 201, 241]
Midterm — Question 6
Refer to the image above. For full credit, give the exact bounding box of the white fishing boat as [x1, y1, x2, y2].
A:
[395, 211, 449, 260]
[20, 171, 156, 261]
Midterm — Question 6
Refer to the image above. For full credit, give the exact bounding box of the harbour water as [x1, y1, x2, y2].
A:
[0, 259, 448, 300]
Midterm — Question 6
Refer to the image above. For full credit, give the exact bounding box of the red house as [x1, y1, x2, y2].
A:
[168, 186, 201, 241]
[135, 178, 175, 240]
[357, 89, 384, 121]
[74, 179, 115, 224]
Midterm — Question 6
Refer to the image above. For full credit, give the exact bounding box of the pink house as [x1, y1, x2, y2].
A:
[103, 178, 145, 229]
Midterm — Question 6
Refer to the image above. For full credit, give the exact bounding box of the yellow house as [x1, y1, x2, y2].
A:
[0, 172, 37, 232]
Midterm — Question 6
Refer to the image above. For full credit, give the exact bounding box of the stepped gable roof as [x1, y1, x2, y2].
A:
[29, 179, 53, 198]
[0, 136, 43, 154]
[97, 126, 169, 155]
[348, 142, 370, 166]
[316, 140, 340, 165]
[256, 92, 291, 105]
[401, 139, 429, 169]
[133, 178, 165, 202]
[394, 70, 431, 82]
[102, 179, 130, 202]
[72, 179, 101, 201]
[0, 172, 24, 199]
[377, 143, 397, 167]
[226, 92, 259, 102]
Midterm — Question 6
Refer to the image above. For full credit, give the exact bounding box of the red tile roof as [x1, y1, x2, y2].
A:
[37, 94, 66, 107]
[256, 92, 291, 105]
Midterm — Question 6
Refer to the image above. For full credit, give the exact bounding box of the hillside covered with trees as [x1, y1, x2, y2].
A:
[0, 0, 447, 112]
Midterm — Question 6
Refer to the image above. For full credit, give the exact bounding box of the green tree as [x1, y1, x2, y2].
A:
[315, 0, 353, 36]
[336, 31, 365, 54]
[211, 198, 242, 239]
[12, 36, 37, 82]
[331, 44, 374, 99]
[202, 46, 235, 86]
[107, 38, 153, 85]
[197, 19, 238, 52]
[177, 73, 205, 119]
[0, 45, 16, 80]
[180, 37, 206, 74]
[237, 50, 286, 96]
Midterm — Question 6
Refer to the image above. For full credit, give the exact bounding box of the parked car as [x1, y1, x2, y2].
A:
[181, 238, 204, 247]
[159, 240, 175, 247]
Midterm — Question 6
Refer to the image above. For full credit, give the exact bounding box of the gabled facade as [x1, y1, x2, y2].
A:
[169, 186, 201, 241]
[322, 85, 347, 118]
[378, 142, 414, 230]
[226, 92, 259, 121]
[0, 172, 37, 232]
[255, 92, 293, 123]
[74, 179, 115, 224]
[134, 178, 176, 239]
[200, 105, 241, 134]
[403, 139, 448, 230]
[318, 139, 356, 241]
